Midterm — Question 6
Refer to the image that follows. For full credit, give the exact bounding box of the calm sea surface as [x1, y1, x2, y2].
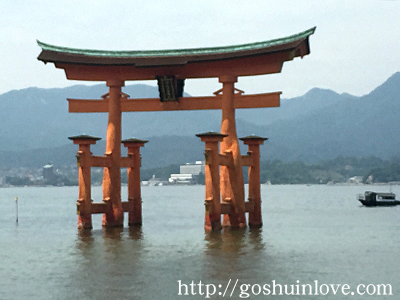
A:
[0, 184, 399, 299]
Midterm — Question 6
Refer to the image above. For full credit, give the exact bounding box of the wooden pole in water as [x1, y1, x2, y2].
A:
[15, 197, 18, 223]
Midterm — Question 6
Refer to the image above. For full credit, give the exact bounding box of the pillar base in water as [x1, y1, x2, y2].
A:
[102, 211, 124, 228]
[77, 222, 93, 230]
[248, 222, 263, 229]
[205, 214, 222, 232]
[128, 221, 142, 227]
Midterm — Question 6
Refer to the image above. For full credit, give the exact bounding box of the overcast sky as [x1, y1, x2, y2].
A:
[0, 0, 399, 98]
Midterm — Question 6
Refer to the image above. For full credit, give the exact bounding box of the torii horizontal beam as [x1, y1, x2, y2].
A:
[37, 27, 315, 81]
[68, 92, 281, 113]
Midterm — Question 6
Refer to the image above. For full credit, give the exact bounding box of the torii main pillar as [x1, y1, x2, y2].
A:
[219, 75, 246, 228]
[102, 79, 124, 227]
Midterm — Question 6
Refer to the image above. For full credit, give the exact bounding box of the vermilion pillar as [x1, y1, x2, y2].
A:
[240, 135, 268, 228]
[68, 134, 101, 229]
[219, 75, 246, 228]
[196, 132, 226, 232]
[122, 138, 148, 226]
[102, 79, 124, 227]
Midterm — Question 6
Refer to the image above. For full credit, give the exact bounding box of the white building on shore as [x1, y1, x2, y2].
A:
[169, 161, 205, 185]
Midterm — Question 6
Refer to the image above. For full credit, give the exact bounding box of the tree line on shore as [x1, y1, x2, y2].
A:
[3, 156, 400, 187]
[140, 156, 400, 185]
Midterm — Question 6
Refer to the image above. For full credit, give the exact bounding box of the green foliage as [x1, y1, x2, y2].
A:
[4, 156, 400, 187]
[5, 176, 31, 186]
[196, 173, 205, 185]
[109, 156, 400, 185]
[259, 156, 393, 184]
[364, 161, 400, 183]
[141, 164, 180, 181]
[91, 170, 104, 185]
[260, 160, 333, 184]
[319, 156, 385, 178]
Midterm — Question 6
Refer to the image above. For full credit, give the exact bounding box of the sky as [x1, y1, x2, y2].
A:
[0, 0, 399, 99]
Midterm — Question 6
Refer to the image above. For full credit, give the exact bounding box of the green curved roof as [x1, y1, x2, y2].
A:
[37, 27, 315, 59]
[37, 27, 315, 68]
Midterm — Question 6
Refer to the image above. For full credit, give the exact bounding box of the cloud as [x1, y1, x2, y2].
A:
[0, 0, 399, 98]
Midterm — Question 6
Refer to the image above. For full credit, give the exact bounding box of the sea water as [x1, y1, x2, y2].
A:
[0, 184, 399, 299]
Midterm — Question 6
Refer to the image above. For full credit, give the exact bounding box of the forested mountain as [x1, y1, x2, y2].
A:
[0, 72, 399, 168]
[258, 72, 400, 162]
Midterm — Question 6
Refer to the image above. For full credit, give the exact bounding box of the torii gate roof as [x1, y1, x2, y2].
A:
[37, 27, 315, 81]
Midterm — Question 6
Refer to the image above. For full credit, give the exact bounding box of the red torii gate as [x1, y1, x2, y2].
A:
[37, 27, 315, 231]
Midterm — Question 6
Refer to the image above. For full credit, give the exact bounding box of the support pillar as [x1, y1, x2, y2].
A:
[196, 132, 226, 232]
[68, 134, 101, 229]
[240, 135, 268, 228]
[218, 75, 246, 228]
[122, 138, 148, 226]
[102, 79, 125, 227]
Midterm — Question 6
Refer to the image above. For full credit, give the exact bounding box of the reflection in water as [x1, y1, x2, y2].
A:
[71, 226, 147, 300]
[77, 226, 143, 245]
[2, 185, 400, 300]
[249, 228, 265, 251]
[102, 226, 124, 240]
[204, 231, 223, 250]
[205, 227, 265, 253]
[128, 226, 143, 240]
[76, 229, 95, 256]
[77, 228, 94, 242]
[202, 228, 268, 284]
[220, 229, 247, 253]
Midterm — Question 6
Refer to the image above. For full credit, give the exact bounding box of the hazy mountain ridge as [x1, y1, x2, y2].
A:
[258, 72, 400, 162]
[236, 87, 352, 126]
[0, 72, 399, 167]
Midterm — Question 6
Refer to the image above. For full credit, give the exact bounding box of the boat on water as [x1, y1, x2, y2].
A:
[358, 191, 400, 206]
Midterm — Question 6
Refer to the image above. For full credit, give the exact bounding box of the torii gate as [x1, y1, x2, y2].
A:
[37, 27, 315, 231]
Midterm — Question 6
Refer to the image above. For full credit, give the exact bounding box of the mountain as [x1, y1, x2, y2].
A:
[236, 87, 351, 126]
[259, 72, 400, 162]
[0, 83, 353, 151]
[0, 72, 400, 167]
[0, 84, 223, 151]
[0, 136, 204, 169]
